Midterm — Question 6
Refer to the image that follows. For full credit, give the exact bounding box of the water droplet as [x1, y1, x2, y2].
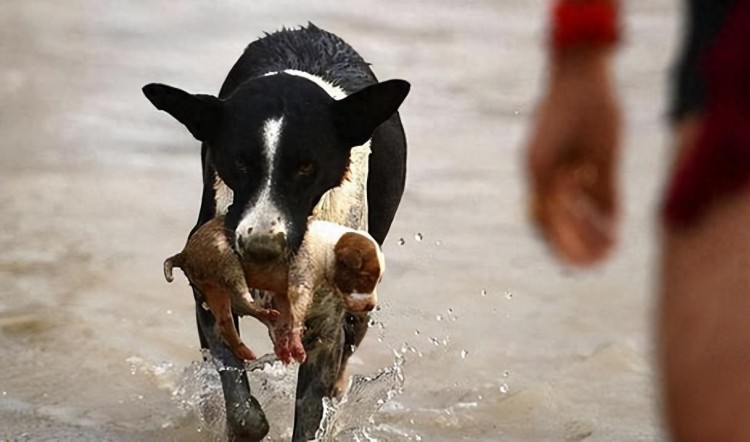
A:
[478, 394, 483, 400]
[414, 233, 423, 241]
[398, 238, 406, 246]
[499, 383, 509, 393]
[137, 394, 144, 400]
[435, 240, 442, 246]
[429, 337, 440, 346]
[415, 435, 422, 441]
[514, 110, 520, 116]
[410, 418, 415, 424]
[2, 391, 6, 396]
[461, 349, 468, 359]
[377, 337, 384, 343]
[505, 291, 514, 300]
[414, 329, 420, 336]
[481, 289, 487, 297]
[130, 365, 137, 375]
[436, 314, 443, 321]
[166, 309, 173, 315]
[503, 370, 510, 378]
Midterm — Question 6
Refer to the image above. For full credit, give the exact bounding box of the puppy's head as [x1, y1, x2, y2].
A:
[143, 76, 409, 265]
[333, 231, 385, 312]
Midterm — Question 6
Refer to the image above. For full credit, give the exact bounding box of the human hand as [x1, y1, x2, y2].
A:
[526, 49, 621, 265]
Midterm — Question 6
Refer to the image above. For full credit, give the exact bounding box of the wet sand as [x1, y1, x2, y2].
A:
[1, 1, 676, 440]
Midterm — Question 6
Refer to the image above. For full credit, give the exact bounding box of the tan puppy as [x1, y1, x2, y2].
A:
[163, 216, 279, 361]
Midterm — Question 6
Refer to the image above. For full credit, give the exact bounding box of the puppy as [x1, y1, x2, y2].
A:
[163, 216, 280, 361]
[279, 220, 385, 363]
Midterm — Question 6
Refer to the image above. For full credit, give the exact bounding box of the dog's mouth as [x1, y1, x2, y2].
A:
[233, 232, 291, 262]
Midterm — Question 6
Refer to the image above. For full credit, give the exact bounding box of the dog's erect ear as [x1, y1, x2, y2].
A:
[142, 83, 222, 142]
[332, 79, 410, 148]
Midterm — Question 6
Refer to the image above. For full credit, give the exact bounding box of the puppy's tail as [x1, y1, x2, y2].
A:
[163, 253, 184, 283]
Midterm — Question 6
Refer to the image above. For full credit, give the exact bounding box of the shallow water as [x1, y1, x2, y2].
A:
[1, 0, 677, 440]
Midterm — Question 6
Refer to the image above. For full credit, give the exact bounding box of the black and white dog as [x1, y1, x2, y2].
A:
[143, 24, 409, 441]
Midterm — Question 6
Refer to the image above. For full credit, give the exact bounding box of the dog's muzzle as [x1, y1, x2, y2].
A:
[238, 229, 287, 263]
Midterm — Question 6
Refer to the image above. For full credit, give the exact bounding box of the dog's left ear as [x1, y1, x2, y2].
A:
[332, 79, 410, 147]
[142, 83, 222, 142]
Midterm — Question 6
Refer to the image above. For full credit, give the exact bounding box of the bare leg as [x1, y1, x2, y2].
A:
[203, 283, 257, 361]
[659, 185, 750, 440]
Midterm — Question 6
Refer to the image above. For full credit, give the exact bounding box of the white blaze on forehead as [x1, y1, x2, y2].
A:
[236, 117, 287, 239]
[262, 70, 372, 229]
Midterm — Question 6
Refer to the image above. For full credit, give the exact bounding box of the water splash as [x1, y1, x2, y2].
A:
[171, 351, 407, 441]
[314, 352, 406, 441]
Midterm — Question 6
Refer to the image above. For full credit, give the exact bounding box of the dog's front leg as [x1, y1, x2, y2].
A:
[292, 289, 346, 442]
[194, 288, 270, 441]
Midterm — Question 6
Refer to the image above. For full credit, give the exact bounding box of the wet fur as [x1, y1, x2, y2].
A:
[164, 217, 279, 360]
[144, 24, 408, 441]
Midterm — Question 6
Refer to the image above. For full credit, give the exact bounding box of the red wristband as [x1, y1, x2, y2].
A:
[552, 0, 620, 52]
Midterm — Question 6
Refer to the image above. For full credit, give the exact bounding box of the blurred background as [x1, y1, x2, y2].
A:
[0, 1, 676, 440]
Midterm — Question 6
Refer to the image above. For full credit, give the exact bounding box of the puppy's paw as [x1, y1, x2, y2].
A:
[289, 329, 306, 364]
[273, 334, 292, 365]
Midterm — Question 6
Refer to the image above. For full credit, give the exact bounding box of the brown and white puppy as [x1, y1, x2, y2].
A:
[283, 220, 385, 361]
[163, 216, 280, 361]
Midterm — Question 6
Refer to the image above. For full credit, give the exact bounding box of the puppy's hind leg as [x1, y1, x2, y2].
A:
[202, 282, 257, 361]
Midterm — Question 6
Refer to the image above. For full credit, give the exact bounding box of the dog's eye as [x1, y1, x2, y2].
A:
[234, 159, 247, 173]
[297, 162, 315, 177]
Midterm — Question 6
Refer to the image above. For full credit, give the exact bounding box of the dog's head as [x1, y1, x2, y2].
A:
[332, 231, 385, 312]
[143, 74, 409, 263]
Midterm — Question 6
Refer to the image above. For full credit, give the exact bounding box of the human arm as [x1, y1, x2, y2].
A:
[526, 0, 622, 265]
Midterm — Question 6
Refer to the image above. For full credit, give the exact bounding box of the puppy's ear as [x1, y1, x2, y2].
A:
[337, 246, 363, 271]
[332, 79, 410, 148]
[142, 83, 222, 142]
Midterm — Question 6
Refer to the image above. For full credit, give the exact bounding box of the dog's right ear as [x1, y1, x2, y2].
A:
[142, 83, 222, 142]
